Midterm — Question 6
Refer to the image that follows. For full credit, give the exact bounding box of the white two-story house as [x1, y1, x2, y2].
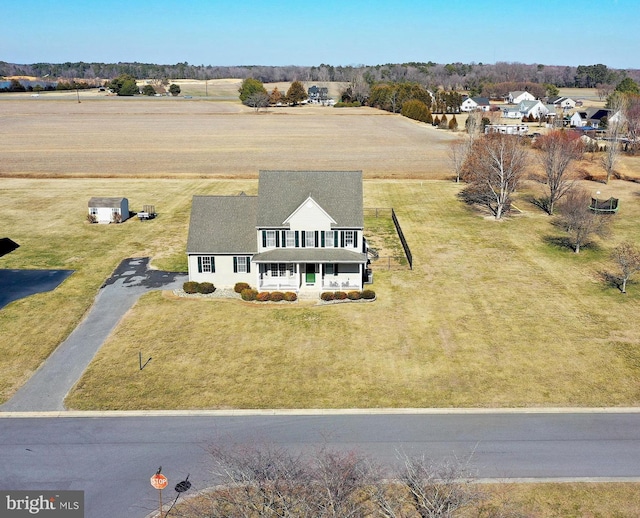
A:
[187, 170, 369, 293]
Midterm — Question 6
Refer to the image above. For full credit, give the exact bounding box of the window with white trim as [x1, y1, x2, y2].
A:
[344, 230, 354, 247]
[198, 256, 215, 273]
[324, 230, 334, 247]
[305, 231, 315, 248]
[270, 263, 290, 277]
[286, 230, 296, 247]
[265, 230, 276, 247]
[236, 256, 248, 273]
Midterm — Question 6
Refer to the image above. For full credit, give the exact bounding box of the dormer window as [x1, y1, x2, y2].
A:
[265, 230, 277, 247]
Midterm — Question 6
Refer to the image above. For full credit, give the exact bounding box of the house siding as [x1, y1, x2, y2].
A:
[188, 254, 254, 286]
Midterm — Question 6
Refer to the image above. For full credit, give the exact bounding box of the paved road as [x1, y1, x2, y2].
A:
[1, 258, 187, 412]
[1, 411, 640, 518]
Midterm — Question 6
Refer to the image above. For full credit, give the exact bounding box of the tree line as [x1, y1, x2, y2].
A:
[2, 60, 639, 91]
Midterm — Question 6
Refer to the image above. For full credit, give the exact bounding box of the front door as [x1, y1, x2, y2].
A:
[305, 263, 316, 284]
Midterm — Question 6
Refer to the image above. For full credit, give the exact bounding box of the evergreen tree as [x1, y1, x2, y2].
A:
[238, 78, 267, 104]
[285, 80, 307, 105]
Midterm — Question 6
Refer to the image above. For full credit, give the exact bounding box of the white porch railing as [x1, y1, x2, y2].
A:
[258, 279, 299, 291]
[322, 277, 358, 290]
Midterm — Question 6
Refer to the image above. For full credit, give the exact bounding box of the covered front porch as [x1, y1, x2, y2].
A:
[251, 249, 368, 293]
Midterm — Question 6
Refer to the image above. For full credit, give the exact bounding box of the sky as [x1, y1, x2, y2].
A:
[3, 0, 639, 69]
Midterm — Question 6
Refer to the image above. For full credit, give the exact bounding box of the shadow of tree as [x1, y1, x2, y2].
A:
[598, 270, 623, 292]
[526, 195, 551, 214]
[542, 235, 605, 253]
[543, 235, 575, 251]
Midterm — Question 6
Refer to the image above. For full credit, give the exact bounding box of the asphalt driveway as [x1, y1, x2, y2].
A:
[1, 258, 187, 412]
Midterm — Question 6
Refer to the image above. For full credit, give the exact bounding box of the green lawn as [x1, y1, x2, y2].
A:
[51, 177, 640, 410]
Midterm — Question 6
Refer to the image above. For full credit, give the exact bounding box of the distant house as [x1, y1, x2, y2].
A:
[88, 197, 129, 224]
[507, 91, 536, 104]
[502, 100, 549, 120]
[548, 96, 576, 111]
[460, 96, 491, 112]
[571, 108, 611, 128]
[485, 124, 529, 136]
[570, 111, 588, 127]
[187, 170, 370, 293]
[308, 85, 329, 103]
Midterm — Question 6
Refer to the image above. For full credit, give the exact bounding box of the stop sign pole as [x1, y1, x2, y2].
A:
[150, 467, 169, 517]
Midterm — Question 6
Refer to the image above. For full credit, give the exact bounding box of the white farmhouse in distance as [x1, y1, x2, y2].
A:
[506, 91, 536, 104]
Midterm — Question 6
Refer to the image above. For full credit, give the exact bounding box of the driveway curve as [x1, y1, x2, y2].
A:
[1, 258, 187, 412]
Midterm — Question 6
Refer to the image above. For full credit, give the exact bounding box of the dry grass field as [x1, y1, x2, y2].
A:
[26, 174, 632, 411]
[2, 94, 640, 410]
[0, 93, 458, 179]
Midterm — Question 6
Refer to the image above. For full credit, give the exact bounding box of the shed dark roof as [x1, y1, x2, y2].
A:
[186, 195, 258, 254]
[256, 170, 363, 228]
[88, 197, 127, 208]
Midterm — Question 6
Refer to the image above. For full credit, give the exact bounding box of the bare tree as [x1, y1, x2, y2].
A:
[596, 83, 614, 101]
[611, 242, 640, 293]
[246, 92, 270, 112]
[554, 188, 611, 253]
[536, 130, 584, 214]
[460, 133, 529, 219]
[367, 452, 481, 518]
[448, 139, 471, 183]
[623, 94, 640, 154]
[194, 443, 375, 518]
[602, 96, 625, 183]
[175, 443, 491, 518]
[309, 447, 374, 518]
[464, 110, 484, 144]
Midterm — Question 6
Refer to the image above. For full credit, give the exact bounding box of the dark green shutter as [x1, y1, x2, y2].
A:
[282, 231, 286, 248]
[334, 232, 338, 247]
[321, 232, 325, 247]
[247, 257, 251, 273]
[353, 231, 358, 248]
[276, 231, 280, 247]
[314, 231, 319, 247]
[233, 257, 237, 273]
[334, 263, 339, 275]
[211, 257, 215, 273]
[301, 231, 306, 248]
[340, 231, 345, 247]
[197, 256, 202, 273]
[262, 231, 266, 247]
[295, 231, 299, 247]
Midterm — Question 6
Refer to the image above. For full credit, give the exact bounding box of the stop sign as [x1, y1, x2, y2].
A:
[150, 473, 168, 490]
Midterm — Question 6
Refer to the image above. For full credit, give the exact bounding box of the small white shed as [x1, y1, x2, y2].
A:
[88, 197, 129, 224]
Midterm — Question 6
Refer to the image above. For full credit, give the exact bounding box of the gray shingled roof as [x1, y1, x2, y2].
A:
[252, 248, 366, 263]
[186, 195, 258, 254]
[88, 197, 127, 208]
[256, 170, 363, 228]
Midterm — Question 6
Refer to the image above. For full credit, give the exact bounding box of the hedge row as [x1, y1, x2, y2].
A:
[241, 288, 297, 302]
[321, 290, 375, 301]
[183, 281, 215, 294]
